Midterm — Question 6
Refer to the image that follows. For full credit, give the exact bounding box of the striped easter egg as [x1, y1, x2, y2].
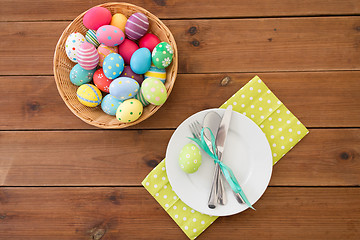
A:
[76, 84, 102, 107]
[76, 42, 99, 70]
[85, 29, 100, 48]
[125, 12, 149, 41]
[144, 64, 166, 83]
[134, 89, 150, 107]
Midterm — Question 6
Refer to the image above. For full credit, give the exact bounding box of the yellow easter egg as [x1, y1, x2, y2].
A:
[110, 13, 127, 33]
[116, 99, 143, 123]
[76, 84, 102, 107]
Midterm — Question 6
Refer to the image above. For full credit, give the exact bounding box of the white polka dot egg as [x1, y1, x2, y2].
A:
[179, 143, 202, 173]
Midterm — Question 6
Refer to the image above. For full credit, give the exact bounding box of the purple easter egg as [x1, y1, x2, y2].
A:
[120, 66, 144, 85]
[125, 12, 149, 41]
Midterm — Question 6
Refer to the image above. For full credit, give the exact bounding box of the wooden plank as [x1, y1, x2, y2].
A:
[0, 129, 358, 186]
[1, 0, 360, 21]
[0, 71, 359, 130]
[0, 187, 359, 239]
[1, 17, 359, 75]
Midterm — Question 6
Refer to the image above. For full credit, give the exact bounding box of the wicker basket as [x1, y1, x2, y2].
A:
[53, 2, 178, 128]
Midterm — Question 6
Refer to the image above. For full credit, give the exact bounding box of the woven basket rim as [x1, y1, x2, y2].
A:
[53, 2, 178, 129]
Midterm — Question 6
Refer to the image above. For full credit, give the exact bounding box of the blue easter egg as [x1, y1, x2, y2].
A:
[101, 94, 123, 116]
[103, 53, 125, 80]
[70, 64, 96, 86]
[130, 48, 151, 74]
[109, 77, 140, 100]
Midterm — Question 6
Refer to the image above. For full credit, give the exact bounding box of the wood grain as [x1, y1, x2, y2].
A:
[1, 0, 360, 21]
[0, 71, 359, 130]
[1, 17, 360, 75]
[0, 187, 359, 239]
[0, 129, 358, 186]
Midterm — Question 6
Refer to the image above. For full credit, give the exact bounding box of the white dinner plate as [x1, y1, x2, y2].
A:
[165, 108, 273, 216]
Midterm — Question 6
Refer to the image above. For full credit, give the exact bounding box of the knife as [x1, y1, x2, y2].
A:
[208, 105, 245, 209]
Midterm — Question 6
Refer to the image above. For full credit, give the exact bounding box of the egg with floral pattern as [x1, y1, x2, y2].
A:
[141, 77, 167, 105]
[116, 99, 143, 123]
[70, 64, 96, 86]
[152, 42, 174, 69]
[109, 77, 140, 101]
[65, 32, 85, 63]
[101, 94, 123, 116]
[179, 143, 202, 173]
[93, 68, 112, 93]
[103, 53, 125, 80]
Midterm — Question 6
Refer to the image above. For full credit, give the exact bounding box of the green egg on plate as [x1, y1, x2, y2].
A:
[179, 143, 202, 173]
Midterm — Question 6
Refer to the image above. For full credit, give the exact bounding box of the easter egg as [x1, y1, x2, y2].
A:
[101, 94, 123, 116]
[110, 13, 127, 33]
[97, 44, 118, 67]
[120, 66, 144, 85]
[70, 64, 96, 86]
[144, 64, 166, 83]
[134, 90, 150, 107]
[83, 7, 111, 30]
[76, 84, 102, 107]
[179, 143, 202, 173]
[76, 42, 99, 70]
[65, 32, 85, 63]
[116, 99, 143, 123]
[103, 53, 125, 80]
[125, 12, 149, 40]
[141, 77, 167, 105]
[85, 29, 100, 48]
[117, 39, 139, 65]
[139, 33, 161, 52]
[130, 48, 151, 74]
[152, 42, 174, 69]
[96, 25, 125, 47]
[109, 77, 140, 100]
[93, 68, 112, 93]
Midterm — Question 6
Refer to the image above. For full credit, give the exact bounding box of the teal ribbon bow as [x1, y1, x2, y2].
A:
[189, 127, 255, 210]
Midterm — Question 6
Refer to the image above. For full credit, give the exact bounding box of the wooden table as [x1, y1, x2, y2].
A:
[1, 0, 360, 239]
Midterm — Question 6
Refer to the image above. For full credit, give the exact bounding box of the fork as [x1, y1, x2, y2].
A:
[189, 120, 226, 205]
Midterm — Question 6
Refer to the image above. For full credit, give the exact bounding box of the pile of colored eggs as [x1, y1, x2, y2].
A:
[65, 6, 174, 123]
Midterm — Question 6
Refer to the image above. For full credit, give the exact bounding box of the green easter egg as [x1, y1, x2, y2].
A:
[179, 143, 202, 173]
[151, 42, 173, 69]
[141, 77, 167, 105]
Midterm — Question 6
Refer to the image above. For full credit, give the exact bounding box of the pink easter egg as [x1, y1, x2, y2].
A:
[117, 39, 139, 65]
[120, 66, 144, 85]
[125, 12, 149, 40]
[76, 42, 99, 70]
[139, 33, 161, 52]
[96, 25, 125, 47]
[97, 44, 118, 67]
[93, 68, 112, 93]
[83, 7, 112, 30]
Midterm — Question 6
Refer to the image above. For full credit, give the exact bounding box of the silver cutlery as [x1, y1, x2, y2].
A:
[211, 106, 245, 207]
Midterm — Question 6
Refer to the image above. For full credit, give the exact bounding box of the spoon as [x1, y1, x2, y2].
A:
[203, 111, 227, 207]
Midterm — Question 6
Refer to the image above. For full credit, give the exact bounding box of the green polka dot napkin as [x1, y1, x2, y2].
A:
[142, 76, 309, 239]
